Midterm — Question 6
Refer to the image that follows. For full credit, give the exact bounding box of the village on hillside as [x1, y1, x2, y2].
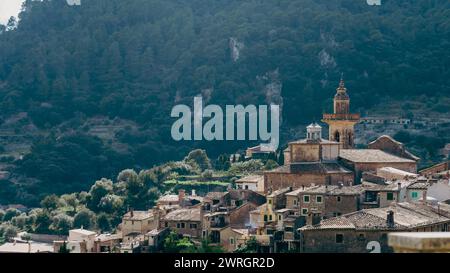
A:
[1, 79, 449, 253]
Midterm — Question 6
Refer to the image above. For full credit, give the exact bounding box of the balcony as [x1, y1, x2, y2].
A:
[322, 113, 360, 121]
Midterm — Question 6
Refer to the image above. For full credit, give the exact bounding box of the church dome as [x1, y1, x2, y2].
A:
[307, 123, 322, 140]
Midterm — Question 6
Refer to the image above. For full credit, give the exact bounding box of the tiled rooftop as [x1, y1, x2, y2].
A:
[339, 149, 416, 163]
[163, 208, 201, 222]
[236, 175, 263, 184]
[157, 194, 179, 203]
[268, 187, 292, 198]
[205, 192, 229, 200]
[300, 202, 450, 231]
[123, 210, 153, 221]
[285, 185, 364, 196]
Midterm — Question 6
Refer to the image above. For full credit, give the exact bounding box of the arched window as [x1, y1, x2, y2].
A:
[334, 131, 340, 142]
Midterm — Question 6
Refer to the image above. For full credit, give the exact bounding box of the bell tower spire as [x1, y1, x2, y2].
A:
[322, 76, 360, 149]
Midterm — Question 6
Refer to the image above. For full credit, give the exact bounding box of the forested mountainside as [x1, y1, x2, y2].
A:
[0, 0, 449, 205]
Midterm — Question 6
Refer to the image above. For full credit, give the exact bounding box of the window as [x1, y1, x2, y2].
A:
[176, 223, 181, 228]
[293, 199, 298, 206]
[316, 196, 323, 203]
[230, 238, 235, 245]
[278, 215, 282, 221]
[358, 233, 365, 240]
[411, 192, 419, 199]
[302, 208, 308, 216]
[268, 199, 272, 205]
[387, 192, 394, 201]
[333, 212, 342, 217]
[285, 227, 293, 232]
[190, 223, 198, 229]
[269, 215, 273, 221]
[303, 195, 310, 203]
[165, 222, 168, 228]
[148, 220, 151, 224]
[335, 234, 344, 244]
[181, 223, 185, 229]
[337, 196, 341, 202]
[264, 215, 268, 222]
[245, 185, 249, 190]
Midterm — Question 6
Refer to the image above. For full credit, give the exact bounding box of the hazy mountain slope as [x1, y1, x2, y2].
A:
[0, 0, 449, 204]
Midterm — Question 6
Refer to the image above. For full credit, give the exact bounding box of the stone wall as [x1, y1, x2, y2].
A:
[163, 220, 202, 238]
[368, 135, 419, 161]
[300, 229, 395, 253]
[264, 172, 354, 193]
[230, 202, 257, 228]
[419, 161, 450, 176]
[340, 159, 417, 183]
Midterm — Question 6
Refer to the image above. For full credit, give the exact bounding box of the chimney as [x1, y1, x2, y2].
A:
[386, 210, 395, 228]
[397, 182, 402, 202]
[178, 189, 186, 204]
[422, 190, 428, 204]
[130, 208, 134, 218]
[306, 212, 313, 226]
[152, 206, 160, 229]
[200, 205, 205, 231]
[191, 189, 196, 197]
[338, 182, 343, 189]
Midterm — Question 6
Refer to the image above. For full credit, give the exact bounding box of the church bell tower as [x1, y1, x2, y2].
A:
[322, 76, 360, 149]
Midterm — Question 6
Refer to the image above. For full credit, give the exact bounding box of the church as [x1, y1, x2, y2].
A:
[263, 78, 419, 193]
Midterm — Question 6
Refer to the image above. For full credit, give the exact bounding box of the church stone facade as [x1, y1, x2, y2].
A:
[263, 78, 419, 193]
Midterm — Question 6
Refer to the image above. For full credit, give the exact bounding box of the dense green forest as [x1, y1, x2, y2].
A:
[0, 0, 449, 205]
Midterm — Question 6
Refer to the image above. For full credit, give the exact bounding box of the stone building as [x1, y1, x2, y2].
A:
[264, 124, 354, 193]
[339, 149, 417, 183]
[322, 78, 360, 149]
[157, 189, 203, 207]
[368, 135, 420, 162]
[201, 189, 266, 244]
[249, 187, 292, 234]
[285, 184, 364, 219]
[161, 207, 202, 238]
[219, 227, 251, 252]
[202, 202, 258, 243]
[235, 175, 264, 193]
[298, 202, 450, 253]
[376, 167, 418, 181]
[55, 228, 97, 253]
[121, 209, 156, 242]
[245, 145, 276, 160]
[202, 190, 266, 212]
[419, 161, 450, 177]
